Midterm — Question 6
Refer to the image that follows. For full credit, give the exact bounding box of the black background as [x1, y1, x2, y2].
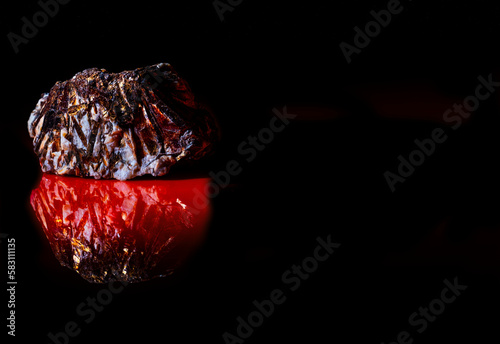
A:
[2, 0, 500, 343]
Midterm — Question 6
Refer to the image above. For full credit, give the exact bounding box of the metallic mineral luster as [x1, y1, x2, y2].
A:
[28, 63, 218, 180]
[30, 174, 211, 283]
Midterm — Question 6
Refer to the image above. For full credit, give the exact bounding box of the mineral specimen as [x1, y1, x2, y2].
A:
[30, 174, 212, 283]
[28, 63, 218, 180]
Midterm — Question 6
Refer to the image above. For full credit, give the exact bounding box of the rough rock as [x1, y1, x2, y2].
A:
[28, 63, 218, 180]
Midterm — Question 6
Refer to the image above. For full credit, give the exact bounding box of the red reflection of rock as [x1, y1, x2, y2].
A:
[30, 174, 212, 283]
[354, 81, 463, 124]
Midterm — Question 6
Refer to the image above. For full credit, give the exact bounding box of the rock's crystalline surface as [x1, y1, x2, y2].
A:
[28, 63, 218, 180]
[30, 174, 212, 283]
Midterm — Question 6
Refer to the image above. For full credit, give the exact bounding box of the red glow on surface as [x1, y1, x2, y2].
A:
[355, 81, 463, 124]
[30, 174, 212, 283]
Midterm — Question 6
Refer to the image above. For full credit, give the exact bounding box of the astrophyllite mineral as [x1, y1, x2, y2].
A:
[28, 63, 219, 180]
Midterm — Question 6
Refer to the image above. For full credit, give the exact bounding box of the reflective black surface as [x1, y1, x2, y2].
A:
[3, 1, 500, 343]
[30, 174, 212, 283]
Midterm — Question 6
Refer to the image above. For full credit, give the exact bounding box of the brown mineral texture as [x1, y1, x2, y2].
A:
[28, 63, 218, 180]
